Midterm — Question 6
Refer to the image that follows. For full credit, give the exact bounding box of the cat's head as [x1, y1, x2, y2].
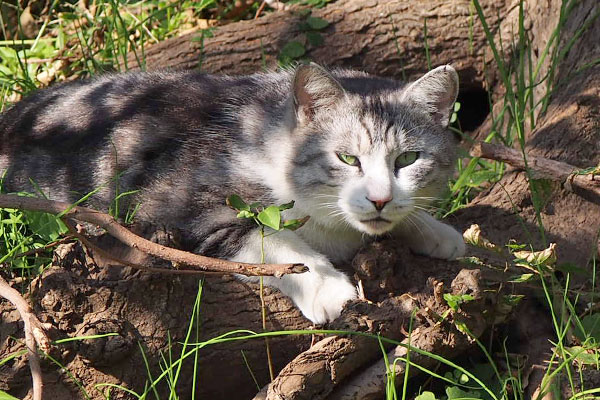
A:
[288, 63, 459, 235]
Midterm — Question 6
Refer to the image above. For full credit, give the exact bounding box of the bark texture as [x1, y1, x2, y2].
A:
[457, 0, 600, 270]
[128, 0, 509, 92]
[1, 240, 312, 400]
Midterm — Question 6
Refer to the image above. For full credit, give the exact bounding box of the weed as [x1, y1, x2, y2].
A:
[227, 194, 309, 381]
[277, 10, 329, 67]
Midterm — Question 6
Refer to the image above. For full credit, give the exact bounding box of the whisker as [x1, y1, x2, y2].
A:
[410, 211, 435, 237]
[404, 214, 425, 240]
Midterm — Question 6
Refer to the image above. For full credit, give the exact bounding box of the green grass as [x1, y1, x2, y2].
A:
[1, 0, 600, 398]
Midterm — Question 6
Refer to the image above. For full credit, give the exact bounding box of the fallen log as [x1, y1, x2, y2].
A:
[128, 0, 509, 92]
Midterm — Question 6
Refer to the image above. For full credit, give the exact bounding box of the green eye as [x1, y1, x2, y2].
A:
[337, 153, 360, 166]
[395, 151, 419, 169]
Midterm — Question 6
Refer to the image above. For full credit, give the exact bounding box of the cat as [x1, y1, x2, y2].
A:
[0, 63, 466, 324]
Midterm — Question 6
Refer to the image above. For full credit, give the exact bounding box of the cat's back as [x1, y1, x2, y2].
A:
[0, 71, 286, 148]
[0, 70, 292, 210]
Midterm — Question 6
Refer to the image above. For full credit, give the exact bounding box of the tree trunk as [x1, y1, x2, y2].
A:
[128, 0, 509, 92]
[457, 0, 600, 271]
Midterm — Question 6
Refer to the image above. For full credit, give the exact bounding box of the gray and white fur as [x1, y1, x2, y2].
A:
[0, 64, 466, 323]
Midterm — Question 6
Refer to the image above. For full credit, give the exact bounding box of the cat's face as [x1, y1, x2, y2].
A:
[289, 64, 459, 235]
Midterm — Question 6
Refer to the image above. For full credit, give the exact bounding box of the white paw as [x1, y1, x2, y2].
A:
[411, 222, 466, 260]
[296, 273, 357, 325]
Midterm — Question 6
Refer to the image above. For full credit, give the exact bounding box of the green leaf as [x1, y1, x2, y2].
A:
[454, 101, 462, 112]
[446, 386, 480, 399]
[0, 390, 20, 400]
[443, 293, 475, 311]
[23, 210, 68, 241]
[574, 314, 600, 343]
[306, 16, 329, 30]
[565, 346, 600, 365]
[236, 210, 255, 219]
[506, 241, 528, 250]
[503, 294, 524, 307]
[458, 372, 470, 384]
[306, 31, 324, 46]
[257, 206, 281, 230]
[282, 216, 310, 231]
[278, 200, 295, 211]
[507, 273, 534, 283]
[226, 194, 249, 211]
[415, 392, 438, 400]
[280, 41, 306, 59]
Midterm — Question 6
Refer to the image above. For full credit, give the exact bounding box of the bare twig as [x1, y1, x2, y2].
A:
[471, 142, 600, 202]
[13, 235, 75, 258]
[0, 274, 52, 400]
[61, 219, 223, 275]
[0, 193, 307, 277]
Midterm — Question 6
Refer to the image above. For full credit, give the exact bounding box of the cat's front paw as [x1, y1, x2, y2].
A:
[298, 273, 357, 325]
[410, 221, 466, 260]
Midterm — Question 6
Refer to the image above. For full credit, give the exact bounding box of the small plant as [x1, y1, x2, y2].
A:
[0, 177, 68, 276]
[443, 293, 475, 313]
[226, 194, 308, 381]
[226, 194, 309, 239]
[278, 10, 330, 67]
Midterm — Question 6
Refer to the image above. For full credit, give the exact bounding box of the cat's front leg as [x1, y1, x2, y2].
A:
[230, 230, 357, 324]
[397, 210, 466, 260]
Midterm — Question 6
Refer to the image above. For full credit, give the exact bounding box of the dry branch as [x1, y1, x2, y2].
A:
[0, 193, 307, 277]
[471, 142, 600, 202]
[0, 275, 51, 400]
[256, 297, 411, 400]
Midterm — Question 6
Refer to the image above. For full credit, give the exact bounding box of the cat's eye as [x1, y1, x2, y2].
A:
[337, 153, 360, 167]
[395, 151, 419, 170]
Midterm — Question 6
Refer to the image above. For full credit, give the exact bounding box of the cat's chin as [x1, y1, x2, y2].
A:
[355, 217, 397, 236]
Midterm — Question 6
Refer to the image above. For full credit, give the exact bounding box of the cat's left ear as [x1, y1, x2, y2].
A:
[401, 65, 459, 128]
[293, 63, 345, 125]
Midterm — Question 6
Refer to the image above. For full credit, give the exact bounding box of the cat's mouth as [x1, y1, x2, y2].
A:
[360, 216, 391, 223]
[359, 216, 393, 234]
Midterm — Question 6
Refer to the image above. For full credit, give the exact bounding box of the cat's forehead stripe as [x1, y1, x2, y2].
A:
[358, 113, 374, 148]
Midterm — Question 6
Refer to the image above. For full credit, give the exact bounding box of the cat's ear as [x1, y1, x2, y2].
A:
[401, 65, 459, 128]
[293, 63, 345, 124]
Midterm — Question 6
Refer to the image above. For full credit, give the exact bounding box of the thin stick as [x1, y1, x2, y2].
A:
[62, 219, 222, 276]
[0, 194, 307, 277]
[254, 1, 267, 19]
[0, 275, 51, 400]
[12, 236, 75, 258]
[471, 142, 600, 201]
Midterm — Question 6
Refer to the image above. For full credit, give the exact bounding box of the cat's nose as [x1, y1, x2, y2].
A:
[367, 196, 392, 211]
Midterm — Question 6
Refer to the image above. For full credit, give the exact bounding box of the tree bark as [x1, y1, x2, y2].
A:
[128, 0, 509, 91]
[457, 0, 600, 271]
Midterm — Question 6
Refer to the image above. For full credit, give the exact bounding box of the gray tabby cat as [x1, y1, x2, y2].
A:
[0, 63, 465, 323]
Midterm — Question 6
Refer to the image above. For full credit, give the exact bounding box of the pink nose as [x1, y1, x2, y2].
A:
[367, 196, 392, 211]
